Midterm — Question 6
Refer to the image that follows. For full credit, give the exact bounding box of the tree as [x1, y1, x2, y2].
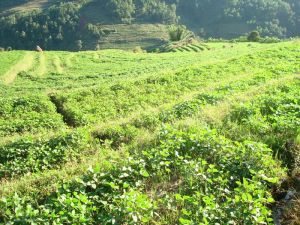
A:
[106, 0, 136, 24]
[168, 25, 194, 42]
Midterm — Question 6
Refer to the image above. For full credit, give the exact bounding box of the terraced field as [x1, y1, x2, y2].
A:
[0, 41, 299, 224]
[158, 42, 211, 53]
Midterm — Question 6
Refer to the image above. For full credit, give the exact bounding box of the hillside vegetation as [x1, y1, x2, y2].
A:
[0, 41, 299, 224]
[0, 0, 300, 50]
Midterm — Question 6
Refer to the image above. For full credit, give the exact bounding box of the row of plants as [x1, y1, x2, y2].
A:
[0, 95, 65, 137]
[156, 42, 210, 53]
[0, 124, 285, 224]
[1, 43, 294, 181]
[0, 129, 91, 179]
[2, 79, 297, 223]
[1, 58, 282, 180]
[92, 73, 297, 153]
[221, 78, 300, 170]
[0, 43, 299, 224]
[49, 45, 300, 127]
[6, 43, 287, 93]
[158, 72, 285, 123]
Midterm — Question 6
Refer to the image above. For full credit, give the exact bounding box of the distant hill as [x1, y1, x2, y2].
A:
[0, 0, 60, 16]
[0, 0, 299, 50]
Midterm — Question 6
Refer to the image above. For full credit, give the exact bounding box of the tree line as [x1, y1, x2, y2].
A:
[175, 0, 300, 38]
[0, 0, 299, 50]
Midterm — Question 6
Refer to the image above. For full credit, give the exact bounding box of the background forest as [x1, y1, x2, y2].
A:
[0, 0, 299, 50]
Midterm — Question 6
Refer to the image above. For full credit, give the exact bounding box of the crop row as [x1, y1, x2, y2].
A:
[6, 43, 279, 92]
[0, 125, 284, 224]
[93, 74, 298, 150]
[221, 78, 300, 169]
[1, 62, 295, 191]
[1, 48, 298, 182]
[0, 56, 290, 179]
[50, 46, 300, 127]
[0, 69, 299, 224]
[0, 95, 65, 137]
[0, 129, 91, 179]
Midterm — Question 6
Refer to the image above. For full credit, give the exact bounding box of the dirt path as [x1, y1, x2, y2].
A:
[2, 52, 35, 85]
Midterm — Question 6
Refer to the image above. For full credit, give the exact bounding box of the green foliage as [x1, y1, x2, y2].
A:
[138, 0, 178, 23]
[168, 25, 194, 42]
[248, 31, 261, 42]
[37, 44, 300, 129]
[93, 124, 139, 148]
[0, 51, 24, 77]
[0, 130, 91, 178]
[0, 2, 83, 50]
[223, 80, 300, 169]
[1, 0, 300, 50]
[0, 42, 299, 224]
[0, 126, 284, 224]
[176, 0, 300, 38]
[0, 95, 65, 136]
[106, 0, 136, 24]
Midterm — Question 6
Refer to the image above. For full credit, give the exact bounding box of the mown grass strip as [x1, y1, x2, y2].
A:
[2, 52, 34, 85]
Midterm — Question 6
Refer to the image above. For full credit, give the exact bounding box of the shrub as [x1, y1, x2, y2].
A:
[93, 124, 139, 148]
[247, 31, 261, 42]
[133, 46, 143, 53]
[260, 36, 281, 43]
[0, 130, 91, 178]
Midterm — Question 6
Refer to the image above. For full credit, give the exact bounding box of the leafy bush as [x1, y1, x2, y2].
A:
[248, 31, 261, 42]
[224, 81, 300, 169]
[0, 130, 91, 178]
[0, 95, 65, 136]
[93, 124, 139, 148]
[0, 126, 284, 224]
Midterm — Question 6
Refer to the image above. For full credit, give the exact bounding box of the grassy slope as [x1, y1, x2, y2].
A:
[0, 41, 299, 223]
[79, 0, 169, 50]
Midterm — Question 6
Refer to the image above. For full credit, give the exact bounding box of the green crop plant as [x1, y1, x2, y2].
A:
[0, 41, 299, 224]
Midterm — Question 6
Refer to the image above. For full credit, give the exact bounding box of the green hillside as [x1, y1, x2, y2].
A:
[0, 41, 299, 223]
[83, 24, 169, 50]
[0, 0, 300, 50]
